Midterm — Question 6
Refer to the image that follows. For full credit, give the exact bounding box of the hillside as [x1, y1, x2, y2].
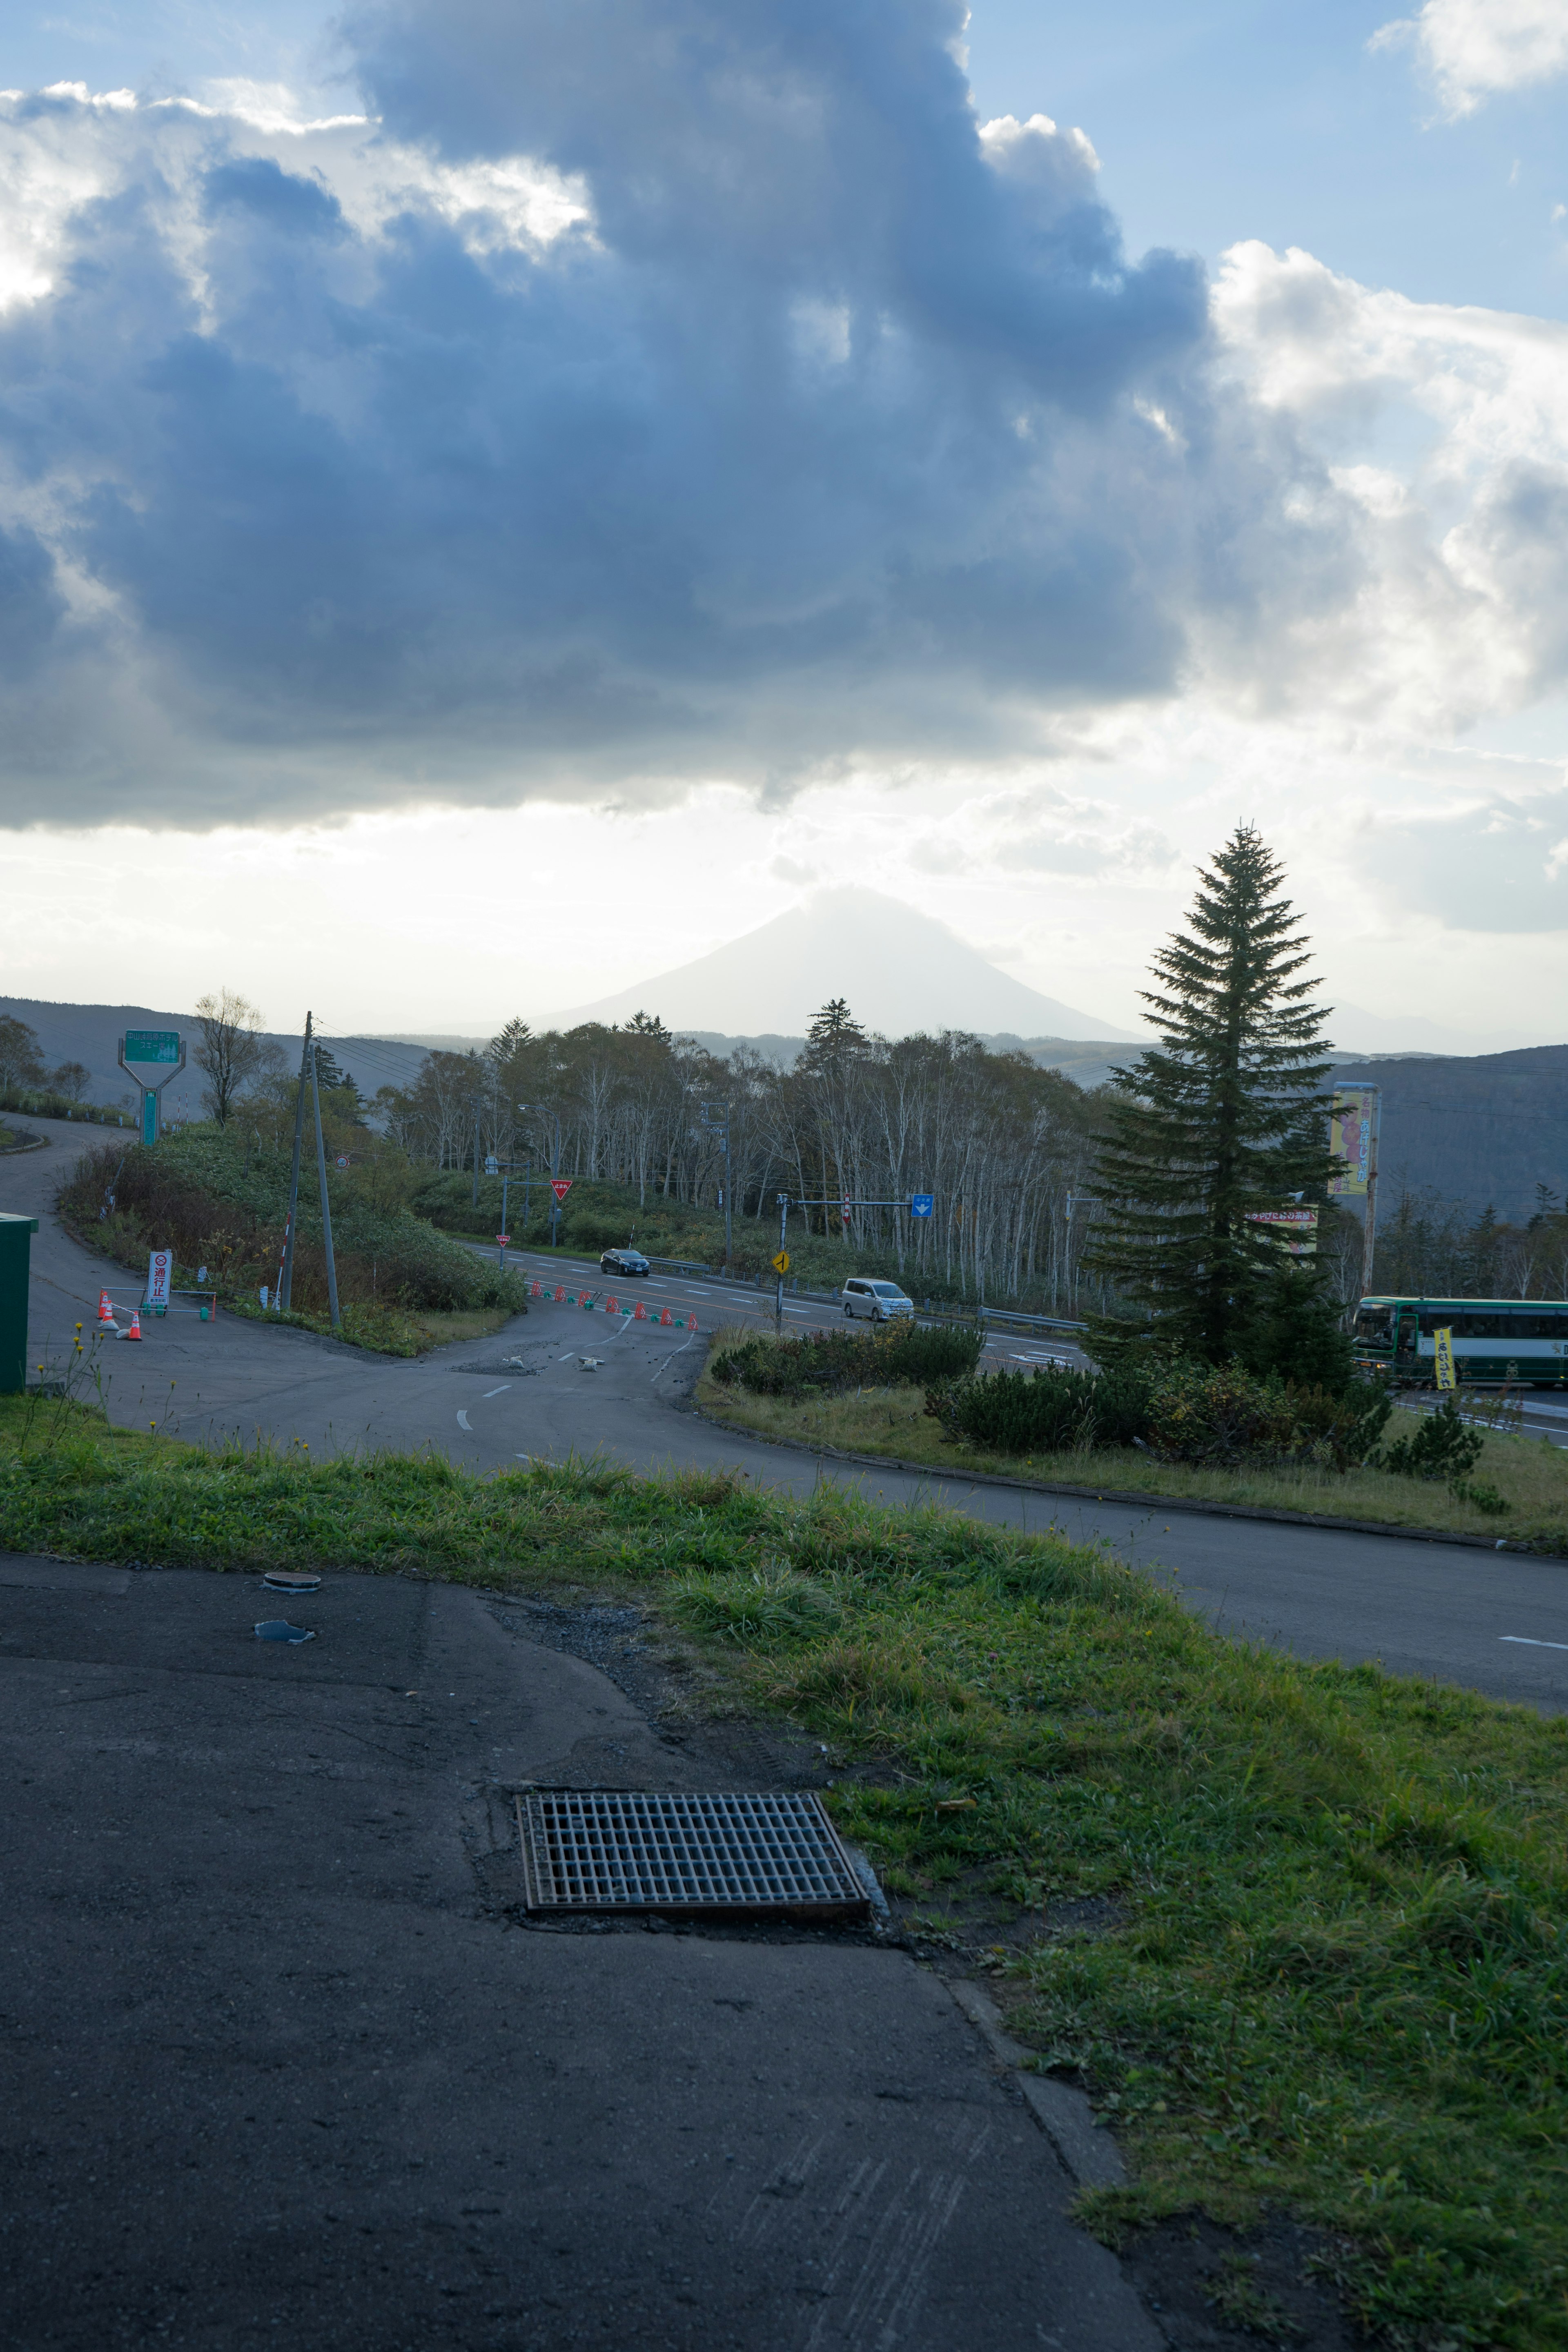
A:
[1331, 1044, 1568, 1221]
[0, 997, 433, 1116]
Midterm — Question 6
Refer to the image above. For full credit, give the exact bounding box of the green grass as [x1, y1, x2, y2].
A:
[4, 1393, 1567, 2345]
[696, 1341, 1568, 1552]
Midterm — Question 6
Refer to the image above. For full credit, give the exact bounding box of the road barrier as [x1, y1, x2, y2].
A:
[527, 1278, 698, 1331]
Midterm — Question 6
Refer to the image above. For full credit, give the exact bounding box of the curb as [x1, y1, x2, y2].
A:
[691, 1407, 1567, 1560]
[0, 1131, 50, 1155]
[946, 1978, 1125, 2190]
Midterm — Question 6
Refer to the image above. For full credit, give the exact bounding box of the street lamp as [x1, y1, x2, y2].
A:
[517, 1103, 564, 1247]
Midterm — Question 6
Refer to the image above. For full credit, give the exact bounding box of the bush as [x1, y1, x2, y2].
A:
[1144, 1362, 1307, 1467]
[1145, 1364, 1394, 1470]
[925, 1362, 1153, 1455]
[710, 1320, 984, 1400]
[57, 1132, 528, 1333]
[1377, 1396, 1484, 1483]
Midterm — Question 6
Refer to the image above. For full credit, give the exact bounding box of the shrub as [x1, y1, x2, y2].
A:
[710, 1320, 984, 1400]
[1277, 1376, 1393, 1470]
[1143, 1361, 1305, 1466]
[1377, 1396, 1484, 1483]
[58, 1134, 527, 1330]
[925, 1362, 1153, 1454]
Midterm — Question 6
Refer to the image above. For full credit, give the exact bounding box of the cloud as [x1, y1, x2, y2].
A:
[1371, 0, 1568, 117]
[1211, 241, 1568, 730]
[1351, 779, 1568, 929]
[0, 6, 1364, 828]
[0, 3, 1562, 843]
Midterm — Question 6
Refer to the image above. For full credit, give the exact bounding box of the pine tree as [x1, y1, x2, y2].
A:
[803, 999, 867, 1066]
[1083, 826, 1341, 1370]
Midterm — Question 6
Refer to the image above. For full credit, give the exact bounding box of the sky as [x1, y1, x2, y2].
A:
[2, 0, 1568, 1047]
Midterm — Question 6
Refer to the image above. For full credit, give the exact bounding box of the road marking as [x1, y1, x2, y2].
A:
[1500, 1634, 1568, 1651]
[483, 1385, 510, 1398]
[456, 1410, 472, 1432]
[652, 1334, 697, 1381]
[516, 1453, 530, 1465]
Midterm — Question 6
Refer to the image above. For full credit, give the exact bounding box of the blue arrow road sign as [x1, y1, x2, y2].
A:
[910, 1193, 934, 1218]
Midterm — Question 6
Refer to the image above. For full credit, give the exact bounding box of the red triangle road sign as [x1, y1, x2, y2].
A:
[550, 1178, 573, 1202]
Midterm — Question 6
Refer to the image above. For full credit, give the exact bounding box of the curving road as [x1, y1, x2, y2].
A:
[8, 1115, 1567, 1711]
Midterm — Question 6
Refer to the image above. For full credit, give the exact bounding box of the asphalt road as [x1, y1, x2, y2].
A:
[0, 1550, 1159, 2352]
[8, 1118, 1568, 1712]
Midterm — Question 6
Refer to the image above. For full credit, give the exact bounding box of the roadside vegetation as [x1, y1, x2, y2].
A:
[3, 1386, 1565, 2348]
[57, 1123, 526, 1356]
[698, 1324, 1568, 1548]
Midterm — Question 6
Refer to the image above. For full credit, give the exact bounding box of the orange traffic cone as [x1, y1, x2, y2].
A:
[124, 1308, 143, 1342]
[96, 1289, 116, 1330]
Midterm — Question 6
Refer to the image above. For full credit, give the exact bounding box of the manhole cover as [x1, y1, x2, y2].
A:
[515, 1789, 870, 1921]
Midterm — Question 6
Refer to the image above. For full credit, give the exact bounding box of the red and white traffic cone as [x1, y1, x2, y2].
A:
[124, 1308, 143, 1342]
[96, 1289, 116, 1331]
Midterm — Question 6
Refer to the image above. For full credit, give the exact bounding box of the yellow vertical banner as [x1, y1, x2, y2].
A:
[1433, 1326, 1456, 1390]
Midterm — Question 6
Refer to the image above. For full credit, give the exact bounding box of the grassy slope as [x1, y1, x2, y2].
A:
[59, 1127, 526, 1357]
[696, 1347, 1568, 1551]
[2, 1394, 1566, 2345]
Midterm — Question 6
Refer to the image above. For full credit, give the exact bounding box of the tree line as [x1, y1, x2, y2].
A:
[374, 1002, 1110, 1312]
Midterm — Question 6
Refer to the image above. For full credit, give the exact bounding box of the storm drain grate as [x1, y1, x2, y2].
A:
[515, 1789, 871, 1921]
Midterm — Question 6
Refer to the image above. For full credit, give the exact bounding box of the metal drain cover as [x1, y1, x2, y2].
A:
[515, 1789, 871, 1922]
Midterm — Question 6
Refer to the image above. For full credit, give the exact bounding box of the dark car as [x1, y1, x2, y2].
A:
[600, 1247, 650, 1276]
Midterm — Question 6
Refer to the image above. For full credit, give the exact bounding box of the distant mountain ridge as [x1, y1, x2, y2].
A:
[0, 997, 432, 1118]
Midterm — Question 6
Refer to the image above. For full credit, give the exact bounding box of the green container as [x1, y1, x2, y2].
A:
[0, 1212, 39, 1394]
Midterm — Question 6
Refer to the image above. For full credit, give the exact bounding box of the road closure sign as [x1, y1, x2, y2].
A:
[146, 1250, 172, 1307]
[910, 1193, 934, 1219]
[550, 1178, 573, 1203]
[771, 1249, 791, 1275]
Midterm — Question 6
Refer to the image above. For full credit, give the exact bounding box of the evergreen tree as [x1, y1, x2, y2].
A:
[1084, 826, 1341, 1370]
[802, 998, 867, 1068]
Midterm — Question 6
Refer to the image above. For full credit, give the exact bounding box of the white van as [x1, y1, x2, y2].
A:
[842, 1278, 915, 1323]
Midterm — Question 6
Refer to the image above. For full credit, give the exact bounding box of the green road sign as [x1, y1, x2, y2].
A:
[124, 1031, 180, 1064]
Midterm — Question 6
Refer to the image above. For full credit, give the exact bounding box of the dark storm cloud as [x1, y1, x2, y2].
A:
[0, 0, 1355, 825]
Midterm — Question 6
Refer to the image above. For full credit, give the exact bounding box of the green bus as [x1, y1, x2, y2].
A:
[1353, 1296, 1568, 1389]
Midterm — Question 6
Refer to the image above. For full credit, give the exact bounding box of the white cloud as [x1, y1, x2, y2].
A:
[1371, 0, 1568, 117]
[1210, 239, 1568, 733]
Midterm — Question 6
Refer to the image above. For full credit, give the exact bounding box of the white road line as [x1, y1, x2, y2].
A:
[483, 1385, 510, 1398]
[456, 1409, 472, 1432]
[1500, 1634, 1568, 1651]
[652, 1334, 697, 1382]
[516, 1453, 531, 1464]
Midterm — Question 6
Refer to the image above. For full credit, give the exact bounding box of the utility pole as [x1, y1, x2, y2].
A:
[278, 1012, 312, 1313]
[518, 1105, 563, 1246]
[471, 1097, 481, 1211]
[775, 1191, 789, 1332]
[701, 1101, 732, 1271]
[1360, 1094, 1382, 1301]
[310, 1038, 342, 1330]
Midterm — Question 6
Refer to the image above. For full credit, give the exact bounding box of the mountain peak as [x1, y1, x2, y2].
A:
[553, 889, 1136, 1041]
